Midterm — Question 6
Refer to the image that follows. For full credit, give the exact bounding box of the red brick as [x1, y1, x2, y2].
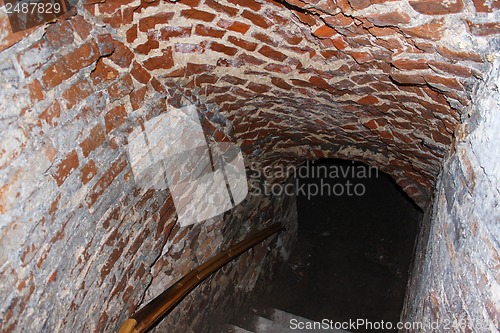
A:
[158, 26, 192, 40]
[378, 130, 394, 140]
[392, 58, 429, 70]
[472, 0, 500, 12]
[227, 0, 261, 11]
[276, 29, 303, 45]
[368, 26, 399, 37]
[210, 42, 238, 56]
[86, 155, 128, 207]
[290, 79, 311, 88]
[264, 63, 293, 74]
[166, 67, 187, 77]
[66, 41, 100, 73]
[98, 0, 130, 14]
[241, 10, 273, 28]
[181, 9, 216, 22]
[309, 76, 332, 90]
[217, 19, 251, 34]
[42, 61, 73, 90]
[126, 24, 138, 43]
[132, 0, 160, 13]
[271, 77, 292, 90]
[409, 0, 464, 14]
[427, 61, 475, 77]
[27, 79, 44, 105]
[38, 102, 61, 127]
[282, 0, 309, 8]
[390, 72, 426, 85]
[205, 0, 239, 16]
[293, 11, 317, 26]
[52, 150, 79, 186]
[82, 160, 97, 184]
[96, 34, 115, 57]
[247, 82, 272, 93]
[178, 0, 201, 6]
[466, 21, 500, 36]
[348, 0, 372, 10]
[143, 48, 175, 71]
[258, 45, 287, 62]
[90, 59, 119, 86]
[63, 80, 94, 109]
[313, 25, 337, 38]
[129, 86, 147, 110]
[228, 36, 258, 51]
[104, 4, 133, 25]
[221, 75, 247, 85]
[331, 36, 348, 50]
[109, 41, 134, 68]
[195, 25, 226, 38]
[16, 39, 51, 76]
[357, 95, 379, 105]
[435, 46, 482, 62]
[362, 119, 378, 130]
[324, 13, 354, 27]
[130, 61, 151, 84]
[366, 11, 411, 26]
[349, 51, 373, 63]
[252, 32, 278, 46]
[135, 38, 159, 55]
[150, 78, 166, 94]
[70, 15, 93, 40]
[105, 104, 127, 133]
[236, 53, 265, 66]
[403, 18, 445, 41]
[80, 125, 106, 157]
[0, 24, 32, 53]
[45, 20, 74, 50]
[424, 74, 462, 91]
[186, 63, 215, 75]
[195, 74, 219, 86]
[318, 50, 338, 60]
[139, 12, 174, 32]
[108, 74, 134, 101]
[314, 0, 339, 11]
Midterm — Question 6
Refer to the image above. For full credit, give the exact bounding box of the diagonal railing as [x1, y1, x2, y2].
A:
[117, 222, 285, 333]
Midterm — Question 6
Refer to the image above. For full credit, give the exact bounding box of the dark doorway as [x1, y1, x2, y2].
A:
[256, 159, 422, 332]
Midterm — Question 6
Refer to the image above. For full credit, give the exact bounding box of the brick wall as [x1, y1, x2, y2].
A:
[0, 0, 498, 332]
[402, 57, 499, 332]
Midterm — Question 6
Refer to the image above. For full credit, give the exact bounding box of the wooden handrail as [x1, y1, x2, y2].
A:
[117, 223, 285, 333]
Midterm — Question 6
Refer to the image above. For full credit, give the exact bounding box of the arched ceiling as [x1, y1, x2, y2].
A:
[83, 0, 498, 206]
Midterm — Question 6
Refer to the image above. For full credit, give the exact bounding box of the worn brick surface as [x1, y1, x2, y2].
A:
[402, 59, 500, 333]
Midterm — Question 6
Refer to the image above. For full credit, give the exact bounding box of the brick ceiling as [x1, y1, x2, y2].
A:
[8, 0, 500, 207]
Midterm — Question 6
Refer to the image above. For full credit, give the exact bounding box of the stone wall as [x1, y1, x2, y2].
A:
[0, 0, 498, 332]
[148, 185, 298, 333]
[402, 57, 499, 331]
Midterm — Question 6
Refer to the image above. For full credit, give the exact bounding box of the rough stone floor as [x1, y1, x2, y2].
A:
[247, 159, 422, 333]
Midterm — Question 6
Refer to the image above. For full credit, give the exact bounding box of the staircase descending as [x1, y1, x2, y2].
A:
[222, 308, 351, 333]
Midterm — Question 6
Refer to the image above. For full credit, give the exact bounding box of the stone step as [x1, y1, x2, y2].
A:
[265, 308, 350, 333]
[224, 307, 351, 333]
[222, 324, 254, 333]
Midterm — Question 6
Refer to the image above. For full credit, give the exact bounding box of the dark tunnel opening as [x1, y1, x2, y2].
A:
[248, 159, 422, 332]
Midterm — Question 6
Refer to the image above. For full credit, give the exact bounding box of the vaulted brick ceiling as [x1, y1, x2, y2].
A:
[42, 0, 500, 207]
